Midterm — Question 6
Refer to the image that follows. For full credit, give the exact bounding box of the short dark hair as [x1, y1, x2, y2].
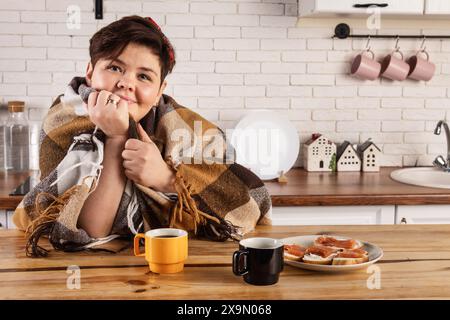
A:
[89, 15, 176, 86]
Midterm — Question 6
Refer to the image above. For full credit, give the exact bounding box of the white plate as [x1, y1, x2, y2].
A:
[230, 111, 299, 180]
[280, 235, 383, 272]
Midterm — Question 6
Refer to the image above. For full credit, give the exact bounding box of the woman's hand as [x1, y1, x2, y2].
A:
[122, 124, 176, 193]
[86, 90, 129, 138]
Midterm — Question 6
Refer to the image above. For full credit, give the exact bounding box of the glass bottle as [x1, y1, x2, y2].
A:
[5, 101, 30, 172]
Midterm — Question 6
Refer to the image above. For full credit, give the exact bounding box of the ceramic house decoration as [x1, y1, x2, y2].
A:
[302, 133, 337, 172]
[336, 141, 361, 172]
[357, 139, 381, 172]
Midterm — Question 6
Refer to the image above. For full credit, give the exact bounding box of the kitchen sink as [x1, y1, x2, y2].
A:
[390, 167, 450, 189]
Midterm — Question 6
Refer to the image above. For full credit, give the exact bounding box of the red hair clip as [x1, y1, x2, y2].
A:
[145, 17, 175, 66]
[146, 17, 161, 31]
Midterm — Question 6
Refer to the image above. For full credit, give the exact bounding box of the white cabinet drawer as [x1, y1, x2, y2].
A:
[0, 210, 6, 229]
[272, 205, 395, 226]
[299, 0, 424, 17]
[396, 205, 450, 224]
[425, 0, 450, 14]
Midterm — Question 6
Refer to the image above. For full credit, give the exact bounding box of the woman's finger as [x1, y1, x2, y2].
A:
[116, 99, 128, 113]
[96, 90, 110, 106]
[97, 90, 119, 109]
[121, 149, 137, 160]
[87, 91, 98, 109]
[124, 169, 135, 179]
[90, 91, 111, 120]
[137, 123, 153, 144]
[125, 138, 142, 151]
[87, 91, 99, 114]
[123, 160, 134, 169]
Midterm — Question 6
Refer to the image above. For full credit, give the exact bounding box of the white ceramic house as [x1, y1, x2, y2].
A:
[336, 141, 361, 172]
[357, 139, 381, 172]
[302, 133, 336, 172]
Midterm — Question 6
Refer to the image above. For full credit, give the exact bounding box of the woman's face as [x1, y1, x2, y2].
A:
[86, 42, 167, 122]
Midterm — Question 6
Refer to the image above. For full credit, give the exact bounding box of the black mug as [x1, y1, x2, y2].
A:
[232, 237, 284, 286]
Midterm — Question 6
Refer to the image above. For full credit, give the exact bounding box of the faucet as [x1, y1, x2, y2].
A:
[433, 120, 450, 172]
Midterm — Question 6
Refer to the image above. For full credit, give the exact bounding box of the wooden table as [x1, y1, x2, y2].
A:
[1, 224, 450, 300]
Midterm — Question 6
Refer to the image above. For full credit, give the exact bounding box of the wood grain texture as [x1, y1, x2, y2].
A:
[265, 167, 450, 206]
[1, 225, 450, 299]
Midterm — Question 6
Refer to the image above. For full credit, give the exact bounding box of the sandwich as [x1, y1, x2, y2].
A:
[284, 244, 306, 261]
[284, 236, 370, 266]
[302, 245, 340, 265]
[314, 235, 364, 250]
[332, 248, 369, 265]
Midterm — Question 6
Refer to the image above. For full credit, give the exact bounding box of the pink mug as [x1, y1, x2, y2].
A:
[350, 49, 381, 80]
[380, 50, 410, 81]
[407, 50, 435, 81]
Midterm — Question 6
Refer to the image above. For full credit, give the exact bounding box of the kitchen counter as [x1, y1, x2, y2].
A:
[265, 167, 450, 206]
[1, 224, 450, 299]
[1, 167, 450, 210]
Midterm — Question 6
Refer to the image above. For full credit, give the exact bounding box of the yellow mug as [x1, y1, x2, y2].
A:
[134, 228, 188, 274]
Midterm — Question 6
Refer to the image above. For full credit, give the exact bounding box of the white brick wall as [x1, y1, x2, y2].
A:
[1, 0, 450, 167]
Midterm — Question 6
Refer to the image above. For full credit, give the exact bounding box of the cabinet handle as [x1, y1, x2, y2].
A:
[400, 217, 407, 224]
[353, 3, 389, 8]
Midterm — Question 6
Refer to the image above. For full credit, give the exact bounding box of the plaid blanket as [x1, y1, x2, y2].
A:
[13, 77, 272, 257]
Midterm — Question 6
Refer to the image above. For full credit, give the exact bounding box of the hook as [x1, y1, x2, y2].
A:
[420, 35, 427, 51]
[394, 35, 400, 51]
[365, 35, 371, 51]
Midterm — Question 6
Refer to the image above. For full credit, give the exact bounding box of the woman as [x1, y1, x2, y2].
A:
[13, 16, 272, 257]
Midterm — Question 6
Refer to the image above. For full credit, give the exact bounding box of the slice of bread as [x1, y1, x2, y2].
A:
[302, 253, 335, 265]
[302, 246, 340, 265]
[332, 255, 369, 265]
[284, 244, 306, 261]
[284, 252, 303, 261]
[314, 236, 364, 250]
[332, 248, 369, 265]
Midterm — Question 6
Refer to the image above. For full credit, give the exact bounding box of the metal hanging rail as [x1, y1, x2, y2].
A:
[333, 23, 450, 39]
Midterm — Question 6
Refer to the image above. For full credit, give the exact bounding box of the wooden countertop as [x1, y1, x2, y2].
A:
[1, 224, 450, 299]
[265, 167, 450, 206]
[2, 167, 450, 210]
